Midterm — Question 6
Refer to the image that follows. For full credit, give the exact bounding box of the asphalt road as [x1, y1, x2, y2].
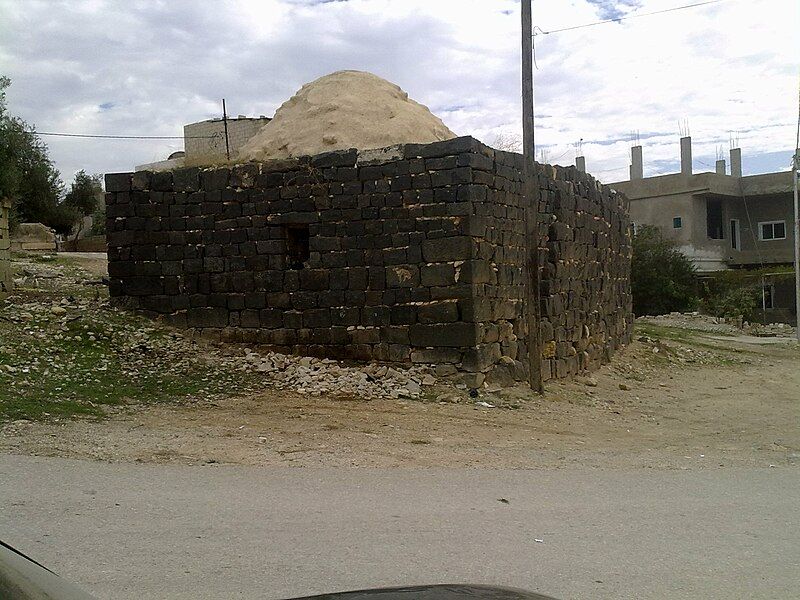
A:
[2, 455, 798, 600]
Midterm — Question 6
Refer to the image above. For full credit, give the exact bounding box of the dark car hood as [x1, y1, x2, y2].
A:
[289, 584, 556, 600]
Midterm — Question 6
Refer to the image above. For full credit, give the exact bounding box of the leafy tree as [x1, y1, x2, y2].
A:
[64, 170, 103, 238]
[631, 224, 698, 316]
[0, 76, 74, 234]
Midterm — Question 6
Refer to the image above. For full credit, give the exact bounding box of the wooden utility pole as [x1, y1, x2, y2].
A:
[522, 0, 543, 392]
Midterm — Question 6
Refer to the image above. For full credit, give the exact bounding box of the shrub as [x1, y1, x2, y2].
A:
[631, 225, 698, 316]
[706, 287, 759, 321]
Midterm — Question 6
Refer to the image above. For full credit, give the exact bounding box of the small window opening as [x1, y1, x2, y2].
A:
[672, 216, 682, 229]
[762, 284, 774, 310]
[285, 225, 310, 270]
[730, 219, 739, 250]
[706, 199, 723, 239]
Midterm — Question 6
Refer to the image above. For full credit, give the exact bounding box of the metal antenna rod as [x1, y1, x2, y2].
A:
[222, 99, 231, 161]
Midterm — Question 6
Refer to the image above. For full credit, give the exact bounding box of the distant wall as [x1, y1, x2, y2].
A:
[0, 199, 11, 298]
[184, 117, 271, 161]
[60, 236, 107, 253]
[10, 222, 57, 252]
[105, 137, 633, 382]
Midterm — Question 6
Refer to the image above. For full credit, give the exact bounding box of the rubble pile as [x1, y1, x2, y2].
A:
[636, 312, 796, 338]
[237, 351, 436, 399]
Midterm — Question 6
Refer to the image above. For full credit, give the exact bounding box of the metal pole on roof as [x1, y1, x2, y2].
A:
[522, 0, 543, 393]
[222, 99, 231, 161]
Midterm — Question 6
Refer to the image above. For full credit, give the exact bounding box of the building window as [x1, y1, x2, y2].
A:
[672, 216, 682, 229]
[762, 284, 774, 310]
[759, 221, 786, 241]
[285, 225, 310, 269]
[730, 219, 740, 250]
[706, 198, 723, 239]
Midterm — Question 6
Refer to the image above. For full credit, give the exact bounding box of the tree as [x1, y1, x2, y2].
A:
[631, 225, 698, 316]
[0, 76, 74, 234]
[64, 170, 103, 238]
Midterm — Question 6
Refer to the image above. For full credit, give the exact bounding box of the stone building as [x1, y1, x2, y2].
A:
[106, 136, 633, 384]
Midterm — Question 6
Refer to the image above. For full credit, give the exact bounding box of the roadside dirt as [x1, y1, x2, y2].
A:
[3, 330, 798, 470]
[3, 252, 799, 470]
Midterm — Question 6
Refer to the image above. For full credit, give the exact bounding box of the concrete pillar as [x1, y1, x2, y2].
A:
[730, 148, 742, 177]
[630, 145, 643, 180]
[575, 156, 586, 173]
[680, 136, 692, 175]
[715, 159, 726, 175]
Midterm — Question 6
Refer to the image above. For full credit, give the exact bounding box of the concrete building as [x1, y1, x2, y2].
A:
[136, 115, 271, 171]
[610, 138, 797, 323]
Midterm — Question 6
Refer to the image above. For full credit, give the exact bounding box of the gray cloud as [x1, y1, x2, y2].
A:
[0, 0, 794, 184]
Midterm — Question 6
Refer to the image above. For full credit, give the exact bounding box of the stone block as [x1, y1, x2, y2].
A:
[461, 343, 501, 372]
[385, 265, 419, 288]
[421, 237, 472, 262]
[187, 307, 229, 328]
[151, 171, 173, 191]
[409, 322, 476, 347]
[173, 168, 201, 192]
[105, 172, 132, 192]
[417, 301, 458, 324]
[410, 347, 462, 364]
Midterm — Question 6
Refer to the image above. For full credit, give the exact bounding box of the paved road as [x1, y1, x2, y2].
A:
[2, 455, 798, 600]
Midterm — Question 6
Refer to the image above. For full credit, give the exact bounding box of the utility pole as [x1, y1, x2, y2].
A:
[522, 0, 543, 392]
[794, 77, 800, 341]
[222, 98, 231, 161]
[793, 147, 799, 341]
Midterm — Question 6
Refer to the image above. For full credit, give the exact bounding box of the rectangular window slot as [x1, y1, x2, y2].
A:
[706, 199, 723, 239]
[762, 284, 774, 310]
[285, 225, 310, 270]
[672, 216, 682, 229]
[730, 219, 740, 250]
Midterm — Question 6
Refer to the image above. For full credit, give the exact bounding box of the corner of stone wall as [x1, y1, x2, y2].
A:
[0, 198, 13, 299]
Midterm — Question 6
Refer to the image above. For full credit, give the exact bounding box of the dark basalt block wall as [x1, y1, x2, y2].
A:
[105, 136, 632, 382]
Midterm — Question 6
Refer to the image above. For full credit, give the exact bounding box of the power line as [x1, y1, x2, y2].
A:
[36, 131, 215, 140]
[534, 0, 727, 36]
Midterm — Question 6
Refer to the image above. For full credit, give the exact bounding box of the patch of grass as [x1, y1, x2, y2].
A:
[0, 267, 262, 423]
[634, 323, 759, 360]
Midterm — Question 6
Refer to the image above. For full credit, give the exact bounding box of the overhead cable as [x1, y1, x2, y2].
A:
[36, 131, 216, 140]
[534, 0, 727, 36]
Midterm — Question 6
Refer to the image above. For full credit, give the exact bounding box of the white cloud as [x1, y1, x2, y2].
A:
[0, 0, 795, 184]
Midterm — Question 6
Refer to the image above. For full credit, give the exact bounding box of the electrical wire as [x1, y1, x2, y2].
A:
[533, 0, 727, 36]
[36, 131, 216, 140]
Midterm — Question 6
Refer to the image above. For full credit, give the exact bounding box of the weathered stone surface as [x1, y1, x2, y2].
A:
[105, 137, 631, 385]
[409, 323, 476, 347]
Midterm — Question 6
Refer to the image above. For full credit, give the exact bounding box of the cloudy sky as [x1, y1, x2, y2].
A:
[1, 0, 796, 185]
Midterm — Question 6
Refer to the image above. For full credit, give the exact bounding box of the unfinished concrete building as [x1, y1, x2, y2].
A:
[105, 137, 633, 384]
[611, 137, 798, 324]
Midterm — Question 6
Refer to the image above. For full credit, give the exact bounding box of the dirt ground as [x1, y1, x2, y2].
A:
[2, 253, 799, 470]
[3, 328, 798, 470]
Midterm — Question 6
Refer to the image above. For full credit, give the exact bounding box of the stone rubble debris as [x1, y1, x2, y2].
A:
[237, 348, 436, 400]
[637, 312, 796, 338]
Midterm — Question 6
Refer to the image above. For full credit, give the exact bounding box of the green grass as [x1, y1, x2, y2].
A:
[0, 312, 260, 423]
[634, 323, 757, 358]
[0, 257, 262, 423]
